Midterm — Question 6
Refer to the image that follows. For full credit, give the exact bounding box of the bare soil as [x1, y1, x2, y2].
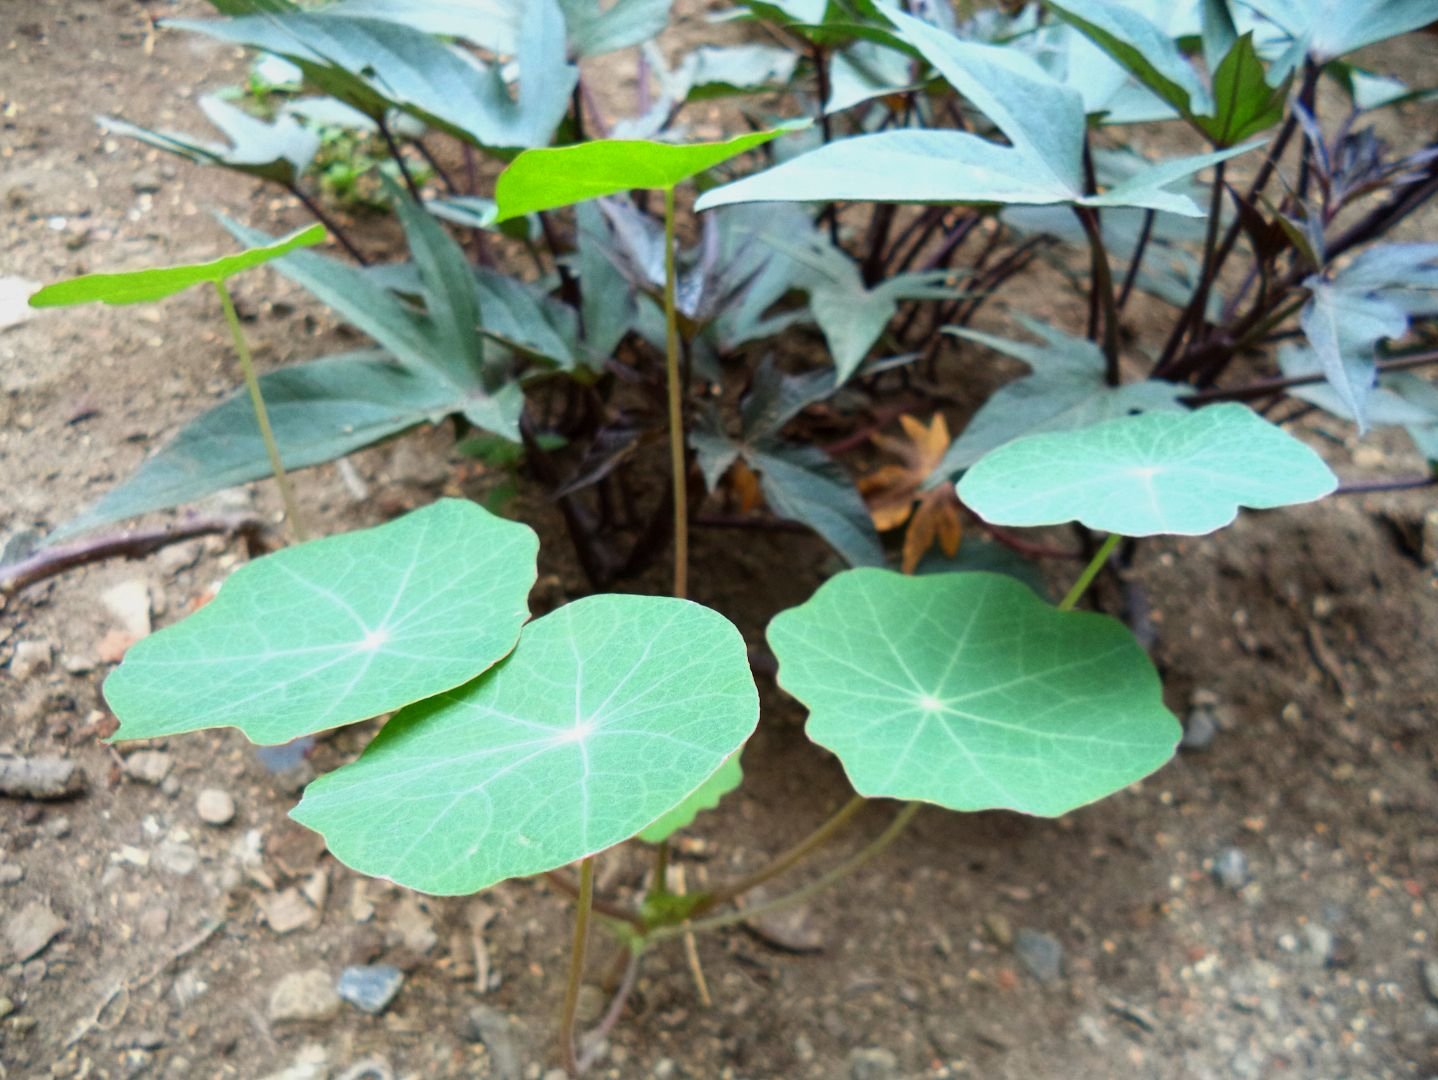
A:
[2, 5, 1437, 1079]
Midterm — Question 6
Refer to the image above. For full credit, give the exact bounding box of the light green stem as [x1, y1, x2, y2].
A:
[662, 185, 688, 599]
[558, 855, 596, 1076]
[214, 280, 307, 541]
[648, 801, 921, 943]
[1059, 533, 1122, 612]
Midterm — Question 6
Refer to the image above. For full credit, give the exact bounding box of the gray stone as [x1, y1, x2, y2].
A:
[1422, 959, 1438, 1005]
[5, 901, 66, 962]
[155, 842, 199, 877]
[0, 754, 86, 799]
[261, 888, 316, 935]
[9, 640, 51, 680]
[337, 965, 404, 1015]
[1014, 928, 1064, 983]
[268, 969, 340, 1023]
[848, 1047, 899, 1080]
[1302, 924, 1334, 965]
[0, 864, 22, 886]
[123, 751, 173, 786]
[463, 1005, 522, 1080]
[1181, 705, 1219, 750]
[1212, 847, 1250, 890]
[0, 996, 13, 1019]
[196, 788, 235, 827]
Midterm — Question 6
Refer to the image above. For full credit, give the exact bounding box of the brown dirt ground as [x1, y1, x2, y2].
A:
[2, 4, 1437, 1079]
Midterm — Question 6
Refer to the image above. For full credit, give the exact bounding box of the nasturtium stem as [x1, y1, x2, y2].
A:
[214, 280, 307, 542]
[650, 801, 921, 944]
[693, 793, 867, 915]
[1059, 533, 1122, 612]
[558, 855, 596, 1076]
[662, 185, 688, 599]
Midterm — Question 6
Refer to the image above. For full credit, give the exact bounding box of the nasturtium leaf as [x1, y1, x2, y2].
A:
[958, 403, 1338, 537]
[637, 751, 744, 843]
[292, 594, 760, 895]
[27, 225, 325, 308]
[105, 500, 538, 745]
[493, 121, 809, 221]
[768, 569, 1180, 816]
[52, 351, 460, 540]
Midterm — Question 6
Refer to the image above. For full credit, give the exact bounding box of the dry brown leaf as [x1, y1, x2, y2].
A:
[859, 413, 962, 573]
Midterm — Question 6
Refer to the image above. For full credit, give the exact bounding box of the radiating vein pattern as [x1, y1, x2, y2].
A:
[767, 569, 1180, 817]
[104, 500, 538, 745]
[292, 594, 759, 895]
[958, 403, 1338, 536]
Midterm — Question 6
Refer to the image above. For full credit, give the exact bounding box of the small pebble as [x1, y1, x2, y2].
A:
[983, 912, 1014, 947]
[0, 864, 22, 886]
[1180, 704, 1219, 750]
[336, 965, 404, 1015]
[123, 751, 173, 786]
[5, 901, 66, 962]
[1212, 847, 1251, 890]
[463, 1005, 522, 1080]
[0, 996, 13, 1019]
[1421, 959, 1438, 1005]
[848, 1047, 899, 1080]
[9, 640, 52, 680]
[268, 969, 341, 1023]
[1015, 928, 1064, 983]
[155, 842, 199, 876]
[160, 775, 181, 798]
[196, 788, 236, 827]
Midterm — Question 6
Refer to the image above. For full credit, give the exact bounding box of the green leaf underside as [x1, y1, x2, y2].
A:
[28, 225, 325, 307]
[53, 352, 458, 541]
[768, 570, 1180, 817]
[958, 404, 1338, 537]
[292, 595, 760, 895]
[104, 500, 538, 745]
[493, 122, 808, 221]
[637, 750, 743, 843]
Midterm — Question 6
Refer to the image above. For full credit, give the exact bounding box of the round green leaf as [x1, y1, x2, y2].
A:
[767, 569, 1180, 817]
[104, 500, 538, 745]
[958, 403, 1337, 536]
[292, 594, 760, 895]
[28, 224, 325, 308]
[636, 751, 744, 844]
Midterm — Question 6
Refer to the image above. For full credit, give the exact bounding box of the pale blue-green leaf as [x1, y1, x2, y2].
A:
[293, 595, 760, 894]
[915, 536, 1049, 599]
[576, 201, 637, 364]
[958, 403, 1338, 536]
[53, 352, 459, 541]
[1387, 373, 1438, 464]
[1299, 281, 1405, 428]
[886, 7, 1084, 192]
[425, 197, 498, 230]
[932, 320, 1186, 478]
[100, 96, 319, 185]
[559, 0, 673, 56]
[1278, 345, 1437, 426]
[748, 444, 884, 567]
[636, 751, 744, 843]
[767, 569, 1180, 816]
[1084, 141, 1264, 216]
[826, 37, 917, 114]
[1047, 0, 1212, 119]
[680, 44, 798, 99]
[315, 0, 521, 51]
[1201, 0, 1239, 74]
[105, 500, 538, 744]
[1242, 0, 1438, 62]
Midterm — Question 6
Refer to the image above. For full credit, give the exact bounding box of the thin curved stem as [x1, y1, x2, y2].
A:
[558, 856, 595, 1077]
[577, 949, 642, 1073]
[692, 794, 867, 916]
[662, 185, 688, 599]
[214, 281, 307, 541]
[650, 801, 922, 944]
[1059, 533, 1121, 612]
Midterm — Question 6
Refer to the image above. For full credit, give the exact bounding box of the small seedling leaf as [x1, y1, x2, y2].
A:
[958, 404, 1338, 536]
[105, 500, 538, 745]
[767, 569, 1180, 816]
[293, 594, 760, 894]
[637, 751, 744, 843]
[28, 225, 325, 308]
[494, 121, 809, 221]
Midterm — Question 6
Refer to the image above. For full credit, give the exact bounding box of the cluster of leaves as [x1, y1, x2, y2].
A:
[16, 0, 1438, 1059]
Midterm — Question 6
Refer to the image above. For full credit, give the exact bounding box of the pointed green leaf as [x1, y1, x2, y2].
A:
[1244, 0, 1438, 63]
[100, 95, 320, 185]
[747, 443, 884, 567]
[28, 225, 325, 308]
[767, 569, 1180, 816]
[637, 751, 744, 843]
[560, 0, 674, 56]
[932, 319, 1187, 478]
[1203, 33, 1289, 145]
[958, 404, 1338, 536]
[1047, 0, 1211, 121]
[52, 351, 459, 541]
[493, 122, 809, 221]
[292, 594, 760, 894]
[105, 500, 539, 745]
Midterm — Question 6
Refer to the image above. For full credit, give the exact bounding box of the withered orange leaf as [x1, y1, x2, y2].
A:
[858, 413, 962, 573]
